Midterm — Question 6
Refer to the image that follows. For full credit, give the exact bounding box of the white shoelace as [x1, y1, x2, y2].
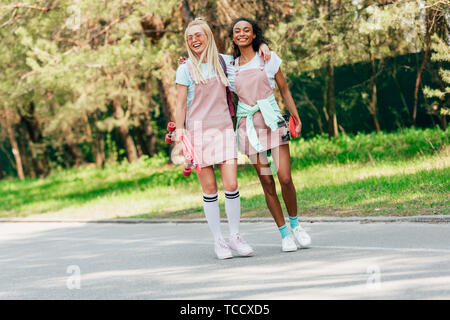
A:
[217, 239, 229, 249]
[234, 234, 247, 245]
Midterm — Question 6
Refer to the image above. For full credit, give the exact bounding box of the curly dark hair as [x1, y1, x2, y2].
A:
[229, 17, 269, 59]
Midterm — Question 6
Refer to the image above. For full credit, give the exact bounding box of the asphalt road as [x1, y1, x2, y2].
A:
[0, 221, 449, 300]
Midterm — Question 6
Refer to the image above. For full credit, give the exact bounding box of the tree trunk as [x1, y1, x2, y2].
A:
[63, 141, 84, 167]
[84, 113, 105, 167]
[135, 115, 156, 157]
[390, 63, 410, 120]
[439, 113, 448, 131]
[157, 59, 178, 122]
[413, 49, 430, 127]
[413, 11, 431, 127]
[95, 131, 105, 167]
[112, 99, 138, 163]
[368, 55, 381, 132]
[18, 118, 48, 177]
[16, 123, 36, 178]
[90, 112, 105, 167]
[5, 109, 24, 180]
[19, 102, 50, 177]
[180, 0, 195, 25]
[203, 1, 225, 53]
[0, 157, 4, 179]
[113, 129, 122, 162]
[326, 61, 338, 138]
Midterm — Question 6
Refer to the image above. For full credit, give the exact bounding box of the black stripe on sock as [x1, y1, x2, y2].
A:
[225, 190, 240, 199]
[203, 197, 218, 201]
[225, 194, 240, 200]
[203, 195, 218, 202]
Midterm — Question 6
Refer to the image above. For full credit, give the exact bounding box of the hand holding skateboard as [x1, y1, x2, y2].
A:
[278, 115, 300, 141]
[165, 122, 201, 177]
[289, 115, 301, 138]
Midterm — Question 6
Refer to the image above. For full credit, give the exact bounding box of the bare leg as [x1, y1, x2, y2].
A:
[271, 144, 298, 217]
[196, 165, 218, 194]
[217, 159, 238, 192]
[249, 152, 285, 227]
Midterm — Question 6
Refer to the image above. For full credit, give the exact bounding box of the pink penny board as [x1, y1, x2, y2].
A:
[289, 116, 299, 138]
[181, 134, 201, 174]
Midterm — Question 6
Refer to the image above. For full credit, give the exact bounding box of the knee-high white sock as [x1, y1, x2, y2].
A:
[224, 188, 241, 237]
[203, 192, 222, 241]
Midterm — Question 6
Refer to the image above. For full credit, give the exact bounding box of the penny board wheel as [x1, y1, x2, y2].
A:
[183, 167, 191, 177]
[165, 133, 173, 144]
[167, 122, 176, 132]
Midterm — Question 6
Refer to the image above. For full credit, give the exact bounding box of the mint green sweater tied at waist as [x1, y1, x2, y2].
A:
[236, 94, 284, 153]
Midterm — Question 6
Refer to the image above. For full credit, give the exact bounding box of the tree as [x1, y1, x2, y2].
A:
[423, 35, 450, 131]
[0, 0, 446, 178]
[422, 1, 449, 131]
[2, 108, 24, 180]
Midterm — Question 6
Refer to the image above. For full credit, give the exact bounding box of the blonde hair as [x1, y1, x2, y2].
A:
[184, 18, 229, 87]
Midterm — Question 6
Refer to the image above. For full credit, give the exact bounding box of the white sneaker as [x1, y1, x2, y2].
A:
[214, 238, 233, 260]
[292, 225, 311, 248]
[229, 234, 254, 256]
[282, 234, 298, 252]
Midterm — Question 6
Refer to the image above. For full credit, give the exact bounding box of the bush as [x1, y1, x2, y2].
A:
[290, 127, 449, 167]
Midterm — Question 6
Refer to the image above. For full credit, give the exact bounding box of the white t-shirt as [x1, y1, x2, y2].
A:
[225, 51, 282, 93]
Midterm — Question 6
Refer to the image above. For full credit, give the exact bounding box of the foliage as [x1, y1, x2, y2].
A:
[0, 0, 448, 178]
[0, 127, 448, 218]
[289, 126, 449, 167]
[423, 34, 450, 115]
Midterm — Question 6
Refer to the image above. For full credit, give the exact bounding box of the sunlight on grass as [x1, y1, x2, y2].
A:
[1, 128, 448, 219]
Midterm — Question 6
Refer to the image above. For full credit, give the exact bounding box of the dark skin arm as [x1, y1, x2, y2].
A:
[274, 67, 302, 137]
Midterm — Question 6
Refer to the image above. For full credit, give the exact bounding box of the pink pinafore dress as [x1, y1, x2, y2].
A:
[184, 62, 237, 167]
[234, 55, 288, 155]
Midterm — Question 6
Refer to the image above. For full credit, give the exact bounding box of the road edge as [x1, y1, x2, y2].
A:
[0, 215, 448, 224]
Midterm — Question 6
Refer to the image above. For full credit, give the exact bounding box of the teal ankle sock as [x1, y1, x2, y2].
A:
[289, 216, 299, 229]
[278, 224, 290, 239]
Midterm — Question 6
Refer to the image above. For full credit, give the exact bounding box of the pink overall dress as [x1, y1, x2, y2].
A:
[234, 56, 289, 156]
[185, 62, 237, 168]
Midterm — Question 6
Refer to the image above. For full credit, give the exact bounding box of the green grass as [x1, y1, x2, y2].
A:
[1, 127, 449, 219]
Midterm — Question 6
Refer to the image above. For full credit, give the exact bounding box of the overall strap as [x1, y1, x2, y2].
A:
[218, 54, 235, 117]
[234, 53, 265, 72]
[234, 56, 240, 74]
[218, 54, 227, 76]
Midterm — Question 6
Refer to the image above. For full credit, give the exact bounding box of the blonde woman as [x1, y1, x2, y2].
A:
[175, 19, 270, 260]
